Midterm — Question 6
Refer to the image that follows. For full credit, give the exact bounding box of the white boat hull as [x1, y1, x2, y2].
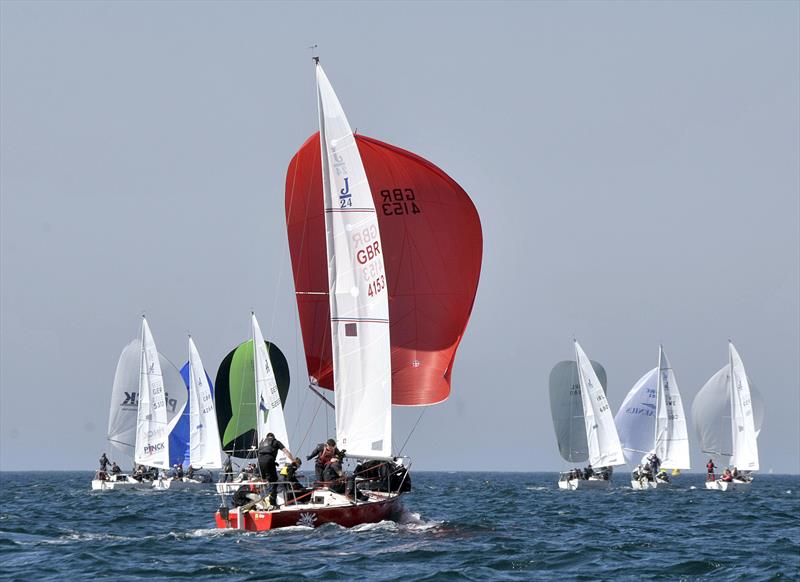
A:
[91, 475, 150, 491]
[705, 479, 752, 491]
[558, 477, 611, 490]
[152, 477, 211, 490]
[630, 478, 671, 490]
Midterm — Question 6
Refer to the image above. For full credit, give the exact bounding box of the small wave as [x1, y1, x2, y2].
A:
[525, 486, 548, 491]
[786, 490, 792, 494]
[689, 486, 697, 490]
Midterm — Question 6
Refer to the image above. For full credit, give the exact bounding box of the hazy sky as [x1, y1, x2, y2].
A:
[1, 1, 798, 472]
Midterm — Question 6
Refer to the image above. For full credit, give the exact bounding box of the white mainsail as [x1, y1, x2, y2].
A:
[316, 62, 392, 459]
[614, 367, 658, 466]
[691, 344, 764, 469]
[574, 341, 624, 467]
[134, 317, 170, 468]
[728, 342, 759, 471]
[654, 346, 691, 470]
[107, 339, 187, 458]
[188, 336, 223, 469]
[251, 312, 291, 464]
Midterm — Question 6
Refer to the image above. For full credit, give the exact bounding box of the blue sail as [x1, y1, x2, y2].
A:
[168, 362, 214, 467]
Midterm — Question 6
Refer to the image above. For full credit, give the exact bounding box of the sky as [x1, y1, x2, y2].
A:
[1, 1, 798, 473]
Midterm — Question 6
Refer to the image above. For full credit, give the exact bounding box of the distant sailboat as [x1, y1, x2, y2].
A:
[153, 336, 222, 490]
[615, 346, 691, 490]
[692, 341, 764, 491]
[93, 317, 186, 491]
[550, 341, 625, 490]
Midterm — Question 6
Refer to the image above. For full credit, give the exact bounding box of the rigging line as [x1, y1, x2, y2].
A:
[398, 408, 426, 456]
[297, 395, 324, 453]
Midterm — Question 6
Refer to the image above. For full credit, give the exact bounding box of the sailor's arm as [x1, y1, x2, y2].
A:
[281, 447, 298, 464]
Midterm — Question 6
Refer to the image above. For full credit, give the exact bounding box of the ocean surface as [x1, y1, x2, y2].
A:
[1, 471, 798, 580]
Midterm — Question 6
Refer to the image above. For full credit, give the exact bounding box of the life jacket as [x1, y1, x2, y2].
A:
[318, 446, 335, 464]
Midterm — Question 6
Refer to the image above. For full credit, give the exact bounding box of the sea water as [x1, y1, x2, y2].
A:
[1, 472, 798, 580]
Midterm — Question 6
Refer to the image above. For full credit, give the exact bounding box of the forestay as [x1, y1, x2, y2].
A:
[252, 313, 291, 464]
[574, 341, 624, 467]
[188, 337, 223, 469]
[316, 63, 392, 459]
[614, 367, 657, 466]
[654, 347, 691, 470]
[550, 360, 608, 463]
[135, 318, 170, 468]
[108, 339, 186, 458]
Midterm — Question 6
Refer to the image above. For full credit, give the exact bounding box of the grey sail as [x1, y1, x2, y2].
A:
[549, 360, 608, 463]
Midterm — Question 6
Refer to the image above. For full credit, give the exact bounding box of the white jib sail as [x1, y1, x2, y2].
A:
[729, 342, 759, 471]
[188, 336, 223, 469]
[134, 317, 170, 468]
[251, 313, 291, 464]
[653, 347, 691, 470]
[614, 367, 657, 466]
[575, 341, 625, 467]
[316, 63, 392, 459]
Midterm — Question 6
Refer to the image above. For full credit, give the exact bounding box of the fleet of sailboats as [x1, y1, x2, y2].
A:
[92, 59, 772, 521]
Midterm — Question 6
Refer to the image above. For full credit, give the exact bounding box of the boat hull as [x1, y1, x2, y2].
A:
[152, 477, 211, 490]
[558, 478, 611, 491]
[705, 479, 752, 491]
[631, 478, 671, 490]
[91, 477, 150, 491]
[215, 491, 404, 531]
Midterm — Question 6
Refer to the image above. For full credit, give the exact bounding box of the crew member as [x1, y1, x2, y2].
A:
[706, 458, 716, 481]
[99, 453, 110, 471]
[257, 432, 297, 507]
[322, 456, 347, 495]
[110, 462, 121, 476]
[307, 439, 339, 483]
[222, 454, 234, 482]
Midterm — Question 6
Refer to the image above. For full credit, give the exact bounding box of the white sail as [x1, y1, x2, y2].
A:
[550, 360, 608, 463]
[316, 63, 392, 459]
[134, 317, 170, 468]
[729, 342, 759, 471]
[654, 347, 691, 470]
[692, 356, 764, 467]
[188, 336, 223, 469]
[108, 339, 187, 458]
[574, 341, 625, 467]
[251, 313, 291, 464]
[614, 367, 657, 466]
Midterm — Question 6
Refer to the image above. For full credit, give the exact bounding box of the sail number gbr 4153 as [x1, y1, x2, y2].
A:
[381, 188, 421, 216]
[352, 225, 387, 298]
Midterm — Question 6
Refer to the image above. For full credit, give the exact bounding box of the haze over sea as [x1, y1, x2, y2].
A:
[1, 471, 797, 580]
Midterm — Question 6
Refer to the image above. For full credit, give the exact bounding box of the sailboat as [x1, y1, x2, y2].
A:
[215, 59, 481, 530]
[153, 336, 223, 490]
[93, 316, 186, 491]
[550, 340, 625, 490]
[692, 341, 764, 491]
[213, 313, 291, 495]
[615, 346, 691, 490]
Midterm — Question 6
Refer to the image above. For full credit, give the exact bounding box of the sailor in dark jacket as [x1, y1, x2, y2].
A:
[257, 432, 298, 507]
[307, 439, 339, 483]
[322, 456, 347, 495]
[99, 453, 109, 471]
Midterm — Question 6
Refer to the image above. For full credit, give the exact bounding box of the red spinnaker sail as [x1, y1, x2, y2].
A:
[285, 133, 482, 406]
